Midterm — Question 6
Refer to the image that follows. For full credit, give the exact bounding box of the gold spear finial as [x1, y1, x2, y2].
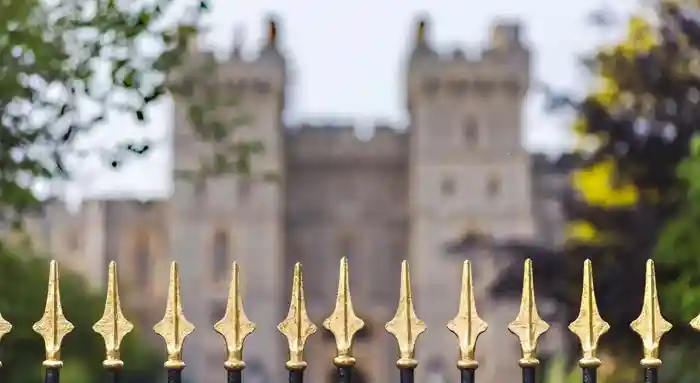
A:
[690, 294, 700, 332]
[323, 257, 365, 367]
[0, 306, 11, 367]
[214, 262, 256, 370]
[153, 262, 195, 369]
[447, 260, 488, 370]
[278, 263, 317, 370]
[93, 261, 134, 369]
[508, 259, 549, 367]
[568, 259, 610, 368]
[32, 260, 74, 368]
[385, 260, 426, 369]
[630, 260, 671, 368]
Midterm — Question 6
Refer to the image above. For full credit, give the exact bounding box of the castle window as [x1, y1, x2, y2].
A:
[440, 178, 456, 196]
[422, 77, 440, 95]
[66, 231, 79, 252]
[238, 179, 252, 200]
[474, 80, 494, 97]
[486, 174, 501, 197]
[463, 119, 479, 145]
[503, 79, 521, 95]
[135, 236, 150, 288]
[213, 231, 229, 280]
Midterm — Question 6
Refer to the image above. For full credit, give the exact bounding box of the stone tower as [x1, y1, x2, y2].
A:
[406, 18, 533, 382]
[170, 18, 287, 383]
[11, 15, 571, 383]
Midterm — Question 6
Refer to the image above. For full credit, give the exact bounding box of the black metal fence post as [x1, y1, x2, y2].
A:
[153, 262, 195, 383]
[447, 260, 488, 383]
[214, 262, 256, 383]
[568, 260, 609, 383]
[631, 260, 669, 383]
[93, 262, 134, 383]
[385, 261, 426, 383]
[278, 263, 317, 383]
[323, 257, 365, 383]
[32, 261, 73, 383]
[507, 259, 549, 383]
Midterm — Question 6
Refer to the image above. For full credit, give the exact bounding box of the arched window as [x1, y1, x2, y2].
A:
[213, 231, 229, 279]
[486, 174, 501, 197]
[135, 236, 150, 288]
[463, 118, 479, 145]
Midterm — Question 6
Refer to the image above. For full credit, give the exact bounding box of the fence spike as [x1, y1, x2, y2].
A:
[630, 259, 671, 368]
[214, 262, 256, 370]
[385, 260, 426, 369]
[447, 260, 488, 370]
[508, 258, 549, 367]
[568, 259, 609, 368]
[33, 260, 74, 368]
[93, 261, 134, 369]
[691, 307, 700, 331]
[278, 262, 317, 370]
[0, 298, 11, 367]
[323, 257, 365, 367]
[153, 261, 195, 369]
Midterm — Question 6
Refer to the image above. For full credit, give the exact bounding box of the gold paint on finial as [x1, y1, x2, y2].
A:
[508, 259, 549, 367]
[568, 259, 610, 368]
[630, 260, 671, 368]
[0, 308, 11, 367]
[153, 262, 195, 370]
[93, 261, 134, 369]
[385, 260, 426, 369]
[689, 297, 700, 332]
[214, 262, 256, 370]
[278, 263, 317, 371]
[447, 260, 488, 370]
[32, 260, 74, 368]
[323, 257, 365, 367]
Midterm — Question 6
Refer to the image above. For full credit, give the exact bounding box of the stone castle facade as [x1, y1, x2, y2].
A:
[18, 16, 569, 383]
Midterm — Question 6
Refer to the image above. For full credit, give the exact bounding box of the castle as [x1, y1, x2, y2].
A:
[18, 16, 571, 383]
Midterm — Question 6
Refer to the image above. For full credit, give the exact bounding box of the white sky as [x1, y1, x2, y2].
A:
[61, 0, 640, 202]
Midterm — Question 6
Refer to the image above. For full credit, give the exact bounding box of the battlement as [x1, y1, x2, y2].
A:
[407, 18, 530, 104]
[285, 123, 408, 166]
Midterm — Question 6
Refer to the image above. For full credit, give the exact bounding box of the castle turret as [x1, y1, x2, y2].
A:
[170, 17, 287, 383]
[405, 16, 534, 383]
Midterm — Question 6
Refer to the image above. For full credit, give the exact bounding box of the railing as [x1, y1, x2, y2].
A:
[0, 257, 684, 383]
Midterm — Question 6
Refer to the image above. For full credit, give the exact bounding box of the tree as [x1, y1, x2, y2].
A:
[483, 2, 700, 361]
[0, 241, 161, 383]
[1, 0, 264, 222]
[656, 136, 700, 320]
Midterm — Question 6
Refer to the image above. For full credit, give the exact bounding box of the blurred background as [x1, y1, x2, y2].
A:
[3, 0, 700, 382]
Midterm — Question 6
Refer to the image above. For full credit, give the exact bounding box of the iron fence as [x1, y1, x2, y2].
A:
[0, 256, 685, 383]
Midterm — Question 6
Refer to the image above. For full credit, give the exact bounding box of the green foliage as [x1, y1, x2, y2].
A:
[656, 135, 700, 321]
[487, 2, 700, 360]
[541, 357, 578, 383]
[1, 0, 265, 220]
[0, 243, 160, 383]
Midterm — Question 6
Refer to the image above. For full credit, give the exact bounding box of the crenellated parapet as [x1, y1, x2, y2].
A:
[285, 123, 408, 167]
[175, 16, 286, 103]
[406, 17, 530, 110]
